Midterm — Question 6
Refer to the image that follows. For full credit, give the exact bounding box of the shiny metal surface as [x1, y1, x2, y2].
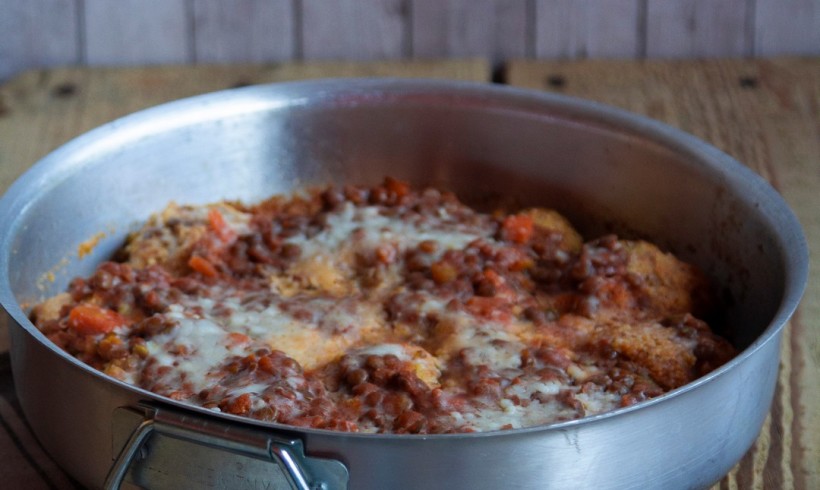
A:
[0, 79, 809, 490]
[106, 405, 348, 490]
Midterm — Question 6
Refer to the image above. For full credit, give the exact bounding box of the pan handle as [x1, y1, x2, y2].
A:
[105, 403, 348, 490]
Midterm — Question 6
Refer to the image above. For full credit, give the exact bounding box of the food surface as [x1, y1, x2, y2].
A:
[32, 178, 735, 434]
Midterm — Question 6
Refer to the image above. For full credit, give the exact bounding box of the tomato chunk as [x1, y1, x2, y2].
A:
[227, 332, 251, 346]
[501, 214, 534, 244]
[68, 304, 124, 335]
[384, 176, 410, 198]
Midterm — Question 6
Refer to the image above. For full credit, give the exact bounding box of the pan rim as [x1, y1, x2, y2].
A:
[0, 77, 809, 440]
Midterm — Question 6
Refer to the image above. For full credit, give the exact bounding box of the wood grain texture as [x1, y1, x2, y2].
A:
[83, 0, 191, 65]
[534, 0, 642, 59]
[645, 0, 751, 58]
[192, 0, 295, 62]
[508, 57, 820, 489]
[412, 0, 528, 61]
[0, 0, 81, 81]
[2, 1, 820, 83]
[300, 0, 408, 59]
[0, 397, 78, 489]
[754, 0, 820, 56]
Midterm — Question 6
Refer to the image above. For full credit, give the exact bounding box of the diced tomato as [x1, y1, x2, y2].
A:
[258, 355, 276, 374]
[68, 304, 124, 335]
[510, 256, 535, 272]
[375, 244, 397, 264]
[384, 176, 410, 198]
[465, 296, 511, 321]
[188, 255, 218, 277]
[224, 393, 252, 415]
[227, 332, 251, 346]
[208, 208, 236, 243]
[501, 214, 534, 244]
[482, 268, 505, 288]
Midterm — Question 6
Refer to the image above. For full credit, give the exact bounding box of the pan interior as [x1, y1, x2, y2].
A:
[2, 81, 795, 364]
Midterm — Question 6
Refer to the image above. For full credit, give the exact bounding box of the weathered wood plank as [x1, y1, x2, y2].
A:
[300, 0, 408, 59]
[507, 57, 820, 490]
[754, 0, 820, 56]
[0, 397, 78, 488]
[412, 0, 528, 62]
[534, 0, 642, 59]
[645, 0, 751, 58]
[765, 108, 820, 490]
[191, 0, 295, 62]
[3, 0, 820, 82]
[83, 0, 191, 65]
[0, 0, 80, 81]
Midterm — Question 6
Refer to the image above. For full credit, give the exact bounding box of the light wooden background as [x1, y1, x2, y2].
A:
[2, 0, 819, 82]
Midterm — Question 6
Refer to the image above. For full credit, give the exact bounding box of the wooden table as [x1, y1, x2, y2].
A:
[0, 58, 816, 489]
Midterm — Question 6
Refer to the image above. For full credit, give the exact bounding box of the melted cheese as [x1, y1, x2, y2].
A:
[144, 291, 386, 374]
[145, 309, 249, 395]
[43, 186, 730, 434]
[290, 203, 486, 257]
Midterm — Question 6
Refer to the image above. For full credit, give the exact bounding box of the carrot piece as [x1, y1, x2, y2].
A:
[68, 304, 124, 335]
[227, 332, 251, 346]
[208, 208, 236, 243]
[501, 214, 534, 244]
[188, 255, 218, 277]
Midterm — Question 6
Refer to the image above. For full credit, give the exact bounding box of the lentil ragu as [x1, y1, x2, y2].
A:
[32, 178, 735, 434]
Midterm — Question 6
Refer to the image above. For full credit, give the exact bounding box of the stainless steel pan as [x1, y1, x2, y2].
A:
[0, 79, 808, 489]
